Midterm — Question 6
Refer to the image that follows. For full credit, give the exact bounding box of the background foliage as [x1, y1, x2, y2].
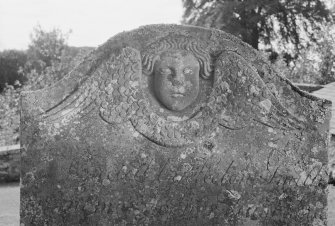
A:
[0, 26, 94, 145]
[182, 0, 335, 84]
[0, 84, 21, 145]
[0, 50, 27, 92]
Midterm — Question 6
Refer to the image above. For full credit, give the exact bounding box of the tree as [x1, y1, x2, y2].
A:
[318, 25, 335, 84]
[26, 25, 71, 72]
[24, 46, 94, 90]
[182, 0, 334, 61]
[0, 83, 21, 145]
[0, 50, 27, 92]
[21, 25, 94, 90]
[273, 22, 335, 84]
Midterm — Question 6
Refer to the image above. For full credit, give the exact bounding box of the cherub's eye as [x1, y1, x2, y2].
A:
[160, 68, 172, 75]
[183, 67, 193, 75]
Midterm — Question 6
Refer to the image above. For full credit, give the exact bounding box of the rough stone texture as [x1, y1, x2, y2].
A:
[0, 147, 20, 183]
[20, 25, 331, 225]
[329, 185, 335, 226]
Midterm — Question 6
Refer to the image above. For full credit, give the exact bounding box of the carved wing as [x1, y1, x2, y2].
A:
[38, 47, 142, 125]
[211, 51, 304, 131]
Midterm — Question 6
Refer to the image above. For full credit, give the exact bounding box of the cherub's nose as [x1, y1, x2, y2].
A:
[171, 70, 185, 86]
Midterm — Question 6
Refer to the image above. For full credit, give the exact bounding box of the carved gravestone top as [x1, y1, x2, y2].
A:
[21, 24, 331, 225]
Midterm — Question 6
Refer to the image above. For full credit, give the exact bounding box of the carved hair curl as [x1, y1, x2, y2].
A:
[142, 36, 212, 79]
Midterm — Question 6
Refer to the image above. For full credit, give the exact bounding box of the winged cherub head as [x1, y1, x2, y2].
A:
[142, 37, 212, 111]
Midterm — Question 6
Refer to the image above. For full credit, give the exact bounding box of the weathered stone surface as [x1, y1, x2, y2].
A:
[20, 24, 331, 225]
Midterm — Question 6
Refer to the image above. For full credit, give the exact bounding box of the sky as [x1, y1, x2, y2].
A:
[0, 0, 184, 51]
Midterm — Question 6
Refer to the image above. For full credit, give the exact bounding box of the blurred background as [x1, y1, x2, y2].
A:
[0, 0, 335, 225]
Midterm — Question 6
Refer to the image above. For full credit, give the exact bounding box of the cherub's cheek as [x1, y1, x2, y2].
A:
[185, 80, 194, 89]
[165, 80, 173, 88]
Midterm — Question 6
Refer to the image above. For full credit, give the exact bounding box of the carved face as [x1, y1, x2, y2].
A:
[153, 51, 200, 111]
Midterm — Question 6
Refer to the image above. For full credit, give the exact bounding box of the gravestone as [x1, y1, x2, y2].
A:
[21, 25, 331, 225]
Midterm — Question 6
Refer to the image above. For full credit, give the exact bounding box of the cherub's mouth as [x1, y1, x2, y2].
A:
[171, 93, 185, 98]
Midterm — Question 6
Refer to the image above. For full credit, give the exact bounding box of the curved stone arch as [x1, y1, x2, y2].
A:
[22, 24, 329, 122]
